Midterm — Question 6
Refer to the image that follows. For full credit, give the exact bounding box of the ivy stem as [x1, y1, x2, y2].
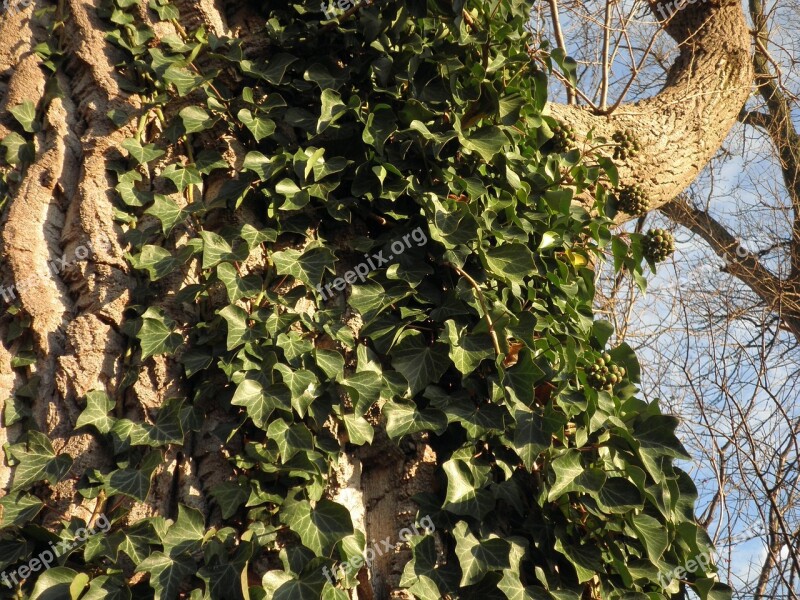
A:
[444, 262, 502, 357]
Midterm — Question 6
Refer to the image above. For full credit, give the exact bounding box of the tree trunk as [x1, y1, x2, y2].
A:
[0, 0, 753, 597]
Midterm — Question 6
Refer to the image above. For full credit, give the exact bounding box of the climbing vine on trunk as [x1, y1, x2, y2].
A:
[0, 1, 730, 599]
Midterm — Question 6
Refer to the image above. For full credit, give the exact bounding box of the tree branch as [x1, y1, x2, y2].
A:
[547, 0, 753, 221]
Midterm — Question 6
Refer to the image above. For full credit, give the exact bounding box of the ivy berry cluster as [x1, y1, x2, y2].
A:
[548, 120, 576, 152]
[643, 228, 676, 263]
[586, 352, 627, 391]
[614, 184, 650, 216]
[612, 129, 641, 160]
[586, 352, 627, 392]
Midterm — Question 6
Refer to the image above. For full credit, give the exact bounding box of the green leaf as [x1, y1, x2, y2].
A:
[384, 400, 447, 439]
[390, 332, 450, 395]
[238, 109, 276, 141]
[547, 450, 605, 501]
[129, 245, 178, 281]
[340, 371, 383, 415]
[342, 414, 374, 445]
[2, 132, 34, 165]
[121, 138, 165, 164]
[459, 125, 507, 161]
[0, 491, 43, 527]
[161, 163, 202, 193]
[513, 408, 552, 471]
[138, 307, 183, 359]
[145, 194, 189, 236]
[163, 505, 206, 555]
[267, 419, 314, 461]
[104, 468, 152, 502]
[219, 304, 252, 351]
[179, 106, 215, 134]
[83, 575, 132, 600]
[272, 247, 335, 288]
[76, 390, 116, 434]
[210, 482, 248, 519]
[231, 378, 283, 428]
[137, 552, 196, 600]
[10, 100, 37, 133]
[217, 262, 262, 302]
[164, 65, 205, 96]
[483, 244, 535, 284]
[597, 478, 644, 514]
[9, 431, 73, 490]
[200, 230, 248, 269]
[442, 454, 494, 518]
[281, 498, 353, 556]
[30, 567, 87, 600]
[452, 521, 510, 586]
[631, 513, 669, 563]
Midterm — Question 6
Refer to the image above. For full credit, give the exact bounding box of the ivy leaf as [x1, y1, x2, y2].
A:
[453, 521, 510, 586]
[164, 65, 205, 96]
[547, 450, 606, 501]
[179, 106, 215, 134]
[145, 194, 189, 236]
[9, 431, 73, 490]
[10, 100, 37, 133]
[272, 247, 335, 288]
[340, 371, 383, 415]
[631, 513, 669, 563]
[281, 498, 353, 556]
[163, 505, 206, 555]
[513, 408, 552, 471]
[210, 482, 248, 519]
[390, 332, 450, 395]
[597, 478, 644, 514]
[459, 125, 507, 161]
[0, 491, 43, 527]
[218, 305, 252, 351]
[137, 552, 196, 600]
[200, 230, 248, 269]
[161, 164, 202, 193]
[105, 469, 152, 502]
[217, 262, 262, 302]
[121, 138, 164, 164]
[267, 419, 314, 461]
[231, 378, 280, 428]
[384, 400, 447, 439]
[138, 307, 183, 359]
[442, 454, 494, 518]
[342, 414, 374, 445]
[238, 109, 276, 141]
[30, 568, 88, 600]
[83, 575, 132, 600]
[2, 132, 34, 165]
[129, 245, 178, 281]
[444, 320, 494, 374]
[483, 243, 535, 284]
[76, 390, 116, 435]
[274, 365, 320, 417]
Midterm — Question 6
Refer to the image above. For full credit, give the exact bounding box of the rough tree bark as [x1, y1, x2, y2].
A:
[0, 0, 752, 598]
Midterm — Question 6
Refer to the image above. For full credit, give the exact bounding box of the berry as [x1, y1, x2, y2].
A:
[614, 184, 649, 216]
[642, 228, 675, 263]
[548, 121, 576, 153]
[586, 355, 626, 391]
[612, 129, 641, 160]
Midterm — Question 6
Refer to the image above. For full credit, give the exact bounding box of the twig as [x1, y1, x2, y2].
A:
[445, 262, 502, 357]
